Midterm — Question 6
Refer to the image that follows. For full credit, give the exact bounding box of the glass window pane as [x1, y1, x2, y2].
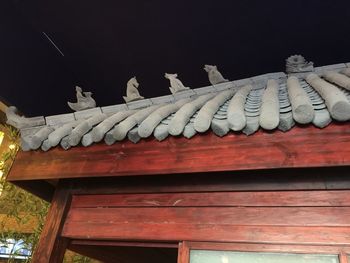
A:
[190, 250, 339, 263]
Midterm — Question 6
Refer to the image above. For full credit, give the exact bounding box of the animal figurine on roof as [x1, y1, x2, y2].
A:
[204, 65, 229, 85]
[165, 73, 190, 94]
[68, 86, 96, 111]
[123, 77, 144, 103]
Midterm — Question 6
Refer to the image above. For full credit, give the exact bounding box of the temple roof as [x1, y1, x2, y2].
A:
[6, 58, 350, 152]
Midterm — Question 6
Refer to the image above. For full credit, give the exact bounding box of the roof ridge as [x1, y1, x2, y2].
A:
[5, 58, 350, 151]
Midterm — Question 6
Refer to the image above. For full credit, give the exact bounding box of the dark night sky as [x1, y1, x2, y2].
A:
[1, 0, 350, 117]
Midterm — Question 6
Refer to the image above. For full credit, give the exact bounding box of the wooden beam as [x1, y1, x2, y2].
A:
[70, 240, 178, 248]
[63, 223, 350, 245]
[71, 190, 350, 208]
[32, 180, 72, 262]
[7, 123, 350, 181]
[70, 167, 350, 195]
[186, 242, 350, 255]
[340, 252, 350, 263]
[69, 244, 178, 263]
[65, 207, 350, 228]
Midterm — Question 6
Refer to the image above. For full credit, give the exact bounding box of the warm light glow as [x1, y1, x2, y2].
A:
[8, 144, 16, 150]
[0, 131, 4, 146]
[0, 171, 3, 196]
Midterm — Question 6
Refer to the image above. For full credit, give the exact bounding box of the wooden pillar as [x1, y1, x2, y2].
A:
[340, 252, 349, 263]
[178, 242, 189, 263]
[32, 180, 72, 263]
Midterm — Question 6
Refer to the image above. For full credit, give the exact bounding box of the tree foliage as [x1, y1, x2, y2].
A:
[0, 125, 93, 262]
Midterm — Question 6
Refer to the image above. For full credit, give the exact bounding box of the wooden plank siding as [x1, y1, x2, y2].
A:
[6, 122, 350, 261]
[8, 123, 350, 182]
[63, 190, 350, 246]
[71, 190, 350, 207]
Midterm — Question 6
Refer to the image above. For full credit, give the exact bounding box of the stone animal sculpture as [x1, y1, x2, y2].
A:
[123, 77, 144, 103]
[204, 65, 229, 85]
[165, 73, 190, 94]
[286, 55, 314, 73]
[68, 86, 96, 111]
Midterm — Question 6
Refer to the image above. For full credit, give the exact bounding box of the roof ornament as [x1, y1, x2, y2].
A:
[68, 86, 96, 111]
[123, 77, 144, 103]
[204, 65, 229, 85]
[5, 106, 28, 129]
[286, 55, 314, 74]
[165, 73, 190, 94]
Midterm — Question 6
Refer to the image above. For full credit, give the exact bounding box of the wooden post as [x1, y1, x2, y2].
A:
[177, 242, 189, 263]
[32, 180, 72, 263]
[340, 252, 349, 263]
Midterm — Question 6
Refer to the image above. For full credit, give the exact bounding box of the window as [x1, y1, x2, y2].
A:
[190, 250, 339, 263]
[178, 242, 350, 263]
[0, 239, 31, 260]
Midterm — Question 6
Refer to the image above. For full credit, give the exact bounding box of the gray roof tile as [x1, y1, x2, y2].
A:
[74, 107, 102, 120]
[150, 95, 175, 104]
[233, 78, 252, 87]
[101, 104, 128, 114]
[126, 99, 153, 110]
[8, 60, 350, 151]
[173, 89, 196, 100]
[193, 85, 216, 96]
[46, 113, 75, 126]
[214, 81, 235, 91]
